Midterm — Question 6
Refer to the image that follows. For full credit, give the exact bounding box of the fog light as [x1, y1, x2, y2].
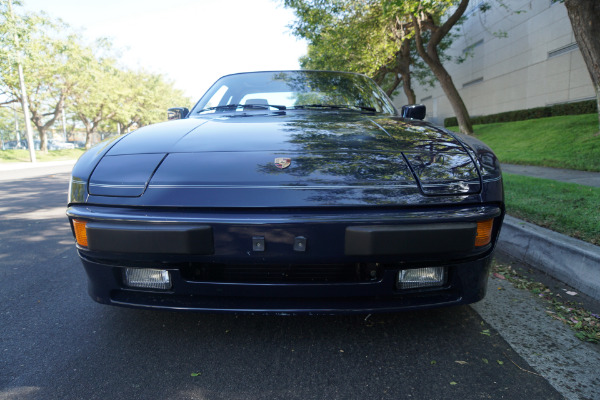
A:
[124, 268, 172, 290]
[397, 267, 447, 289]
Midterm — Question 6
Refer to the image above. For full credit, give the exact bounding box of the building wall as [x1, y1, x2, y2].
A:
[392, 0, 595, 126]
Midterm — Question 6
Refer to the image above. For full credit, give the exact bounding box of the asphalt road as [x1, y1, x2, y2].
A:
[0, 166, 591, 400]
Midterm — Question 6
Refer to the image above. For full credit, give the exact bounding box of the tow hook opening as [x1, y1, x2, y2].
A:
[359, 262, 383, 282]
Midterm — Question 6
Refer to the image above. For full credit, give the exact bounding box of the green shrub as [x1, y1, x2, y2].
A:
[444, 99, 597, 127]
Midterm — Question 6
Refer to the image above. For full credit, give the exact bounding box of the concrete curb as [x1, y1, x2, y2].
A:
[498, 215, 600, 301]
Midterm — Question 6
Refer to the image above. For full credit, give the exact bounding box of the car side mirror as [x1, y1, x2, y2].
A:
[401, 104, 426, 120]
[168, 107, 189, 120]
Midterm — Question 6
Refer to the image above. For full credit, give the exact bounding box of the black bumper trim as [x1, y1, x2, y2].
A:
[345, 222, 477, 256]
[86, 222, 214, 255]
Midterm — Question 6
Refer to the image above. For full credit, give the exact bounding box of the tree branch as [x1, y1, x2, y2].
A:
[411, 15, 433, 66]
[433, 0, 470, 44]
[0, 99, 19, 106]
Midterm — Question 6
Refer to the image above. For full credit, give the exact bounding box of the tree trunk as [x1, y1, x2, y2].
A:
[385, 74, 401, 98]
[29, 94, 64, 152]
[429, 56, 473, 134]
[80, 117, 94, 150]
[85, 133, 92, 149]
[410, 0, 473, 134]
[79, 113, 100, 150]
[29, 110, 48, 152]
[400, 71, 416, 104]
[564, 0, 600, 130]
[398, 39, 416, 104]
[413, 32, 473, 133]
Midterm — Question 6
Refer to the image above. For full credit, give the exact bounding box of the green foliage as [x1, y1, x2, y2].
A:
[1, 3, 97, 150]
[287, 1, 398, 76]
[381, 0, 458, 21]
[69, 48, 122, 146]
[284, 0, 445, 98]
[111, 69, 190, 131]
[0, 106, 20, 143]
[289, 0, 474, 133]
[444, 100, 597, 127]
[503, 173, 600, 245]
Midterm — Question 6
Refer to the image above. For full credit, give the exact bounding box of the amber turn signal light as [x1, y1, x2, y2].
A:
[72, 219, 88, 247]
[475, 219, 494, 247]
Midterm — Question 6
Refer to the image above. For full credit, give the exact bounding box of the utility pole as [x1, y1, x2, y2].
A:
[8, 0, 36, 162]
[62, 107, 67, 141]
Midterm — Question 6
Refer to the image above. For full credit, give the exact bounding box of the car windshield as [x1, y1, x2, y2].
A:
[191, 71, 397, 116]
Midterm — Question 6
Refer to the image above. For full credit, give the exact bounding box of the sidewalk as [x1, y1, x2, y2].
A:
[501, 163, 600, 187]
[499, 163, 600, 301]
[0, 159, 76, 181]
[0, 159, 76, 172]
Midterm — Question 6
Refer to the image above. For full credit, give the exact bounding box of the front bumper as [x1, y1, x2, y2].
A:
[80, 255, 492, 314]
[67, 204, 503, 313]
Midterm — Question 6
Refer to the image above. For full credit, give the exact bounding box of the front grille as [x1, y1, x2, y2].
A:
[180, 263, 381, 284]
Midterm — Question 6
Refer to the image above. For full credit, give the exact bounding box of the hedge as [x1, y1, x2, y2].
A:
[443, 99, 597, 127]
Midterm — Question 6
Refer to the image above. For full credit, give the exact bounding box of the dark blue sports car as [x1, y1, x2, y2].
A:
[67, 70, 504, 313]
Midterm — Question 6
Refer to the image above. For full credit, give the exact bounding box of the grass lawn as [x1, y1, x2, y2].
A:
[449, 113, 600, 172]
[0, 148, 85, 163]
[503, 173, 600, 245]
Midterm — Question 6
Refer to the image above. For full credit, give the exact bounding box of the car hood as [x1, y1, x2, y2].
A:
[85, 113, 482, 207]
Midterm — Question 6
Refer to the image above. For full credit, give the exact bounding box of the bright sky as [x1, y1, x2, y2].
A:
[21, 0, 307, 101]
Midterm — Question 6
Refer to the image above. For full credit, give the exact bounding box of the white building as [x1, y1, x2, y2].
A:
[392, 0, 595, 126]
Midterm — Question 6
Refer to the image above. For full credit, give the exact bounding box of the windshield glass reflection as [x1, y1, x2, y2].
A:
[191, 71, 397, 115]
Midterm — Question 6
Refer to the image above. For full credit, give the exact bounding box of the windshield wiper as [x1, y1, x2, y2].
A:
[197, 104, 286, 113]
[290, 104, 377, 113]
[197, 104, 239, 113]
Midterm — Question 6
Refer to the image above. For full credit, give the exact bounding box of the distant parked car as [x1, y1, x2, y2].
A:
[1, 140, 20, 150]
[69, 141, 85, 149]
[48, 140, 75, 150]
[20, 140, 41, 150]
[67, 70, 505, 314]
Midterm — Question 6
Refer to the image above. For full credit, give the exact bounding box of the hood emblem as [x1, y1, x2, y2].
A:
[274, 157, 291, 169]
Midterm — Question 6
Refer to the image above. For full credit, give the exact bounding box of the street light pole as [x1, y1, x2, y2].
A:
[8, 0, 36, 162]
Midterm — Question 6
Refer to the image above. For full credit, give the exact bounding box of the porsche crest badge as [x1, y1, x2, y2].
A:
[274, 157, 291, 169]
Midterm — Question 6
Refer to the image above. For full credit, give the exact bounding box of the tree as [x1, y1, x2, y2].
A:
[0, 4, 89, 152]
[0, 106, 17, 146]
[69, 43, 122, 149]
[372, 43, 414, 101]
[2, 2, 191, 150]
[1, 0, 38, 159]
[385, 0, 473, 134]
[25, 32, 94, 152]
[111, 69, 190, 134]
[285, 0, 473, 133]
[287, 0, 422, 100]
[563, 0, 600, 130]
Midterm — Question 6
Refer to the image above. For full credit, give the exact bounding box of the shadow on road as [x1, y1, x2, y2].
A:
[15, 305, 556, 400]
